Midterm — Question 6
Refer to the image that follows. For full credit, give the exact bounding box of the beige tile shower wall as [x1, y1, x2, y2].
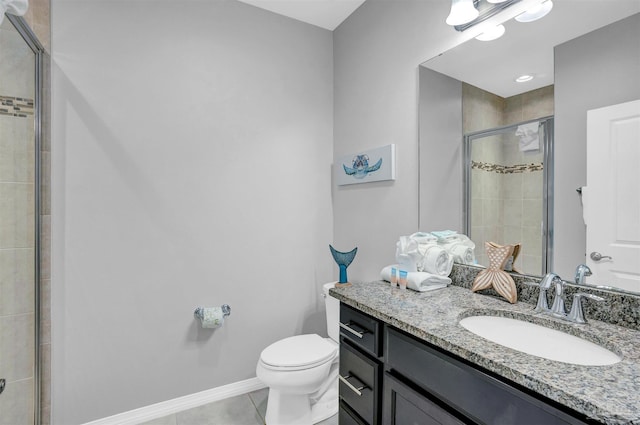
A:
[504, 85, 554, 126]
[463, 84, 505, 263]
[23, 0, 50, 52]
[0, 65, 36, 425]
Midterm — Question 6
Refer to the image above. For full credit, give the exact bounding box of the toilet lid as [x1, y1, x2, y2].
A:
[260, 334, 337, 370]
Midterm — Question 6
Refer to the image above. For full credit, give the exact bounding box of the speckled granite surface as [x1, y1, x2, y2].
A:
[330, 280, 640, 425]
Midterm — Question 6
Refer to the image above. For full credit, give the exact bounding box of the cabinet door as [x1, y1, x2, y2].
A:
[383, 372, 466, 425]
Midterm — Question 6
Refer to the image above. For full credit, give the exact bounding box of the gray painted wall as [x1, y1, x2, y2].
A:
[332, 0, 471, 283]
[553, 13, 640, 278]
[418, 67, 463, 232]
[51, 1, 333, 423]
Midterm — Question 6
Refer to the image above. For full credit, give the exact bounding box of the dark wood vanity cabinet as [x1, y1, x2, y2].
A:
[338, 302, 594, 425]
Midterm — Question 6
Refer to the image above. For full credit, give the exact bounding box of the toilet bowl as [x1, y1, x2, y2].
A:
[256, 282, 340, 425]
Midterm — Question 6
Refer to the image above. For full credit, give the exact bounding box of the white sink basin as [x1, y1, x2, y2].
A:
[459, 315, 621, 366]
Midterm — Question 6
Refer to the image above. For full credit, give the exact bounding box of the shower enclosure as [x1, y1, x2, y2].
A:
[0, 14, 44, 425]
[464, 117, 554, 276]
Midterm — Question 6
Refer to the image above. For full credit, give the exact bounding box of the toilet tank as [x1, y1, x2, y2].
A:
[322, 282, 340, 342]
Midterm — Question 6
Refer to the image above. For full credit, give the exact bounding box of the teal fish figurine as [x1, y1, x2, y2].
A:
[329, 245, 358, 286]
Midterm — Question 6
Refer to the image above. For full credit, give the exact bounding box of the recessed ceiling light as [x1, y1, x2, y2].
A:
[515, 75, 534, 83]
[516, 0, 553, 23]
[475, 24, 506, 41]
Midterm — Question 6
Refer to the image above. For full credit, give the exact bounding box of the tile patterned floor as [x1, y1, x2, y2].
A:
[140, 388, 338, 425]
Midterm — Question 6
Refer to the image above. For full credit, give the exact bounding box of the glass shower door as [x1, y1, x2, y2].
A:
[0, 15, 38, 424]
[464, 117, 554, 276]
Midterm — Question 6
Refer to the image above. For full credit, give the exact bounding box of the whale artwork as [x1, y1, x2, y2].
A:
[335, 144, 396, 186]
[343, 154, 382, 179]
[329, 245, 358, 287]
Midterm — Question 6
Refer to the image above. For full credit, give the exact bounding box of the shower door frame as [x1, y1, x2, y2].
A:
[463, 116, 554, 275]
[5, 13, 45, 425]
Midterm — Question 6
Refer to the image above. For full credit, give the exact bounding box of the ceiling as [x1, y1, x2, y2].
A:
[236, 0, 367, 31]
[422, 0, 640, 98]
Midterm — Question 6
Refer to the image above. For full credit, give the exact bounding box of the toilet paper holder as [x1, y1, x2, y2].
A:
[194, 304, 231, 320]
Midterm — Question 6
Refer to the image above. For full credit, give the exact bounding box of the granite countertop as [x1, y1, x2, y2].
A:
[330, 281, 640, 425]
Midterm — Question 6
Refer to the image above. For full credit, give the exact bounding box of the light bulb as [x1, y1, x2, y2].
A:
[446, 0, 479, 26]
[515, 0, 553, 23]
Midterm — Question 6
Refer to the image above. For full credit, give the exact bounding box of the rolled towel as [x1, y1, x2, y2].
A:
[430, 230, 458, 241]
[420, 246, 453, 276]
[448, 243, 476, 265]
[380, 265, 451, 292]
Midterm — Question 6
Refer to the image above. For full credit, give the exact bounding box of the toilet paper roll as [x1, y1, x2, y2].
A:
[199, 307, 225, 329]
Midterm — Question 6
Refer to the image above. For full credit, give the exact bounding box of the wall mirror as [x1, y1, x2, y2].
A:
[418, 1, 640, 292]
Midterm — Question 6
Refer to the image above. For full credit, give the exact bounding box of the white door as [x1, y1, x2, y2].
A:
[585, 99, 640, 292]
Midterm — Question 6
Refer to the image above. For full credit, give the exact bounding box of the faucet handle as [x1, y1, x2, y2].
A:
[534, 273, 560, 313]
[568, 292, 604, 324]
[550, 278, 568, 317]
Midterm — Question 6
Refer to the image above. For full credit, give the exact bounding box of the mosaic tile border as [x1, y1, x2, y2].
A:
[0, 95, 34, 118]
[472, 160, 543, 174]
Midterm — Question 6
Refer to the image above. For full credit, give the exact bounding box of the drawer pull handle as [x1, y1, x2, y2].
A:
[339, 322, 367, 339]
[339, 374, 367, 396]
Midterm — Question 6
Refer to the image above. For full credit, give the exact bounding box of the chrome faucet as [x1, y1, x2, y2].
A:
[534, 273, 559, 313]
[534, 272, 603, 324]
[574, 264, 592, 286]
[568, 293, 605, 324]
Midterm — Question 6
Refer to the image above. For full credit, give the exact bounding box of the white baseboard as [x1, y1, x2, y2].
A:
[83, 377, 267, 425]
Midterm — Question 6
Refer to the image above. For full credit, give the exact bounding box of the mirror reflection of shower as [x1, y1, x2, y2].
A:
[464, 116, 554, 276]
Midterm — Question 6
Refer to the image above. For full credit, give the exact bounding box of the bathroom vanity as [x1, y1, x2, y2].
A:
[331, 281, 640, 424]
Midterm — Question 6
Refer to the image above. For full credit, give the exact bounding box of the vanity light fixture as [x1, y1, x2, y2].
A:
[515, 74, 534, 82]
[448, 0, 521, 32]
[515, 0, 553, 22]
[475, 24, 506, 41]
[446, 0, 480, 26]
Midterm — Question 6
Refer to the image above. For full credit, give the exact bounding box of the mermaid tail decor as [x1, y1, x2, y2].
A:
[329, 245, 358, 285]
[471, 242, 518, 303]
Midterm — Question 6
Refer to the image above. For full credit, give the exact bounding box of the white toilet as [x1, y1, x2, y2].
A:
[256, 282, 340, 425]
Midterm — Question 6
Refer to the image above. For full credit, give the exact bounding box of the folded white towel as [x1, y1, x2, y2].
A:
[0, 0, 28, 26]
[430, 230, 458, 241]
[380, 265, 451, 292]
[420, 245, 453, 276]
[581, 186, 588, 226]
[395, 236, 421, 272]
[515, 122, 540, 152]
[409, 231, 438, 245]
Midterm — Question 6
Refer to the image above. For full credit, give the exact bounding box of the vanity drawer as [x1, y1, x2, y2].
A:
[340, 303, 382, 357]
[339, 400, 367, 425]
[340, 340, 381, 425]
[385, 327, 589, 425]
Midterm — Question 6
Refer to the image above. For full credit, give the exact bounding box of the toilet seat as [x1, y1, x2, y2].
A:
[260, 334, 338, 371]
